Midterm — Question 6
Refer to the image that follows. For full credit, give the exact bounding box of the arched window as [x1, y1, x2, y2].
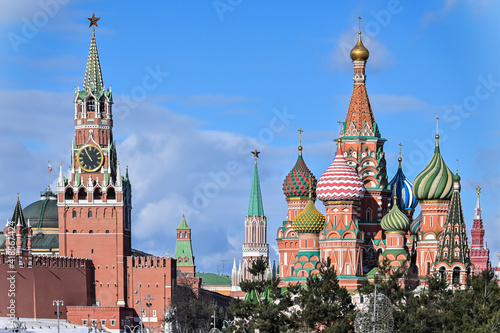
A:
[72, 230, 77, 233]
[107, 187, 116, 200]
[366, 209, 372, 222]
[94, 188, 102, 200]
[88, 210, 93, 218]
[72, 210, 77, 218]
[65, 188, 74, 200]
[87, 97, 95, 112]
[89, 230, 94, 234]
[78, 187, 87, 200]
[184, 232, 188, 238]
[105, 230, 109, 234]
[439, 266, 446, 280]
[452, 267, 460, 284]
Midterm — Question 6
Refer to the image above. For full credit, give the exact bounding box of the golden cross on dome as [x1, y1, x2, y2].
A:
[456, 159, 459, 173]
[298, 128, 303, 146]
[337, 119, 342, 136]
[88, 13, 100, 29]
[476, 186, 482, 195]
[398, 143, 402, 158]
[251, 149, 260, 161]
[436, 115, 440, 134]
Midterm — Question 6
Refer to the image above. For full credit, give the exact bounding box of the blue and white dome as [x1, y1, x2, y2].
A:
[388, 157, 418, 213]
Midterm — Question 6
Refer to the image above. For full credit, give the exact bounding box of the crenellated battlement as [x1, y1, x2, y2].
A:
[127, 255, 171, 269]
[0, 253, 92, 269]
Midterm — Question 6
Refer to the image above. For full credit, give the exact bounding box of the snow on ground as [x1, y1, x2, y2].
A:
[0, 318, 96, 332]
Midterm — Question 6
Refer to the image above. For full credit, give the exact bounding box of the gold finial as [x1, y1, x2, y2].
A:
[476, 186, 482, 196]
[308, 175, 313, 199]
[298, 128, 303, 152]
[398, 143, 403, 164]
[88, 13, 100, 31]
[358, 16, 362, 33]
[337, 120, 342, 146]
[393, 184, 398, 204]
[251, 149, 260, 163]
[435, 115, 440, 139]
[456, 159, 459, 174]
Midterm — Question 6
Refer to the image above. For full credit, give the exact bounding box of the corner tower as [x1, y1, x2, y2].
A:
[339, 20, 390, 232]
[57, 15, 132, 307]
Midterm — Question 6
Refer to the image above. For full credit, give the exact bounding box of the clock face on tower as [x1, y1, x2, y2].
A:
[78, 144, 104, 172]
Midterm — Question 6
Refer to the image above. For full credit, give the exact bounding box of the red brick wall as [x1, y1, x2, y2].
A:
[0, 254, 93, 320]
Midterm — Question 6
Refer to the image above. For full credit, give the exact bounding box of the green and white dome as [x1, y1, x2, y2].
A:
[413, 135, 453, 201]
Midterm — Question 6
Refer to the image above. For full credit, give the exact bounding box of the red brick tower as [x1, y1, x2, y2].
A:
[57, 17, 132, 307]
[470, 186, 490, 274]
[339, 22, 390, 236]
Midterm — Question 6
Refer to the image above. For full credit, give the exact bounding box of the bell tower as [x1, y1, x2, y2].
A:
[57, 14, 132, 307]
[339, 19, 390, 234]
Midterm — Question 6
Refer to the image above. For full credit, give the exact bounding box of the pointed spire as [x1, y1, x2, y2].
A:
[436, 173, 470, 266]
[116, 161, 122, 187]
[178, 214, 190, 229]
[11, 194, 26, 228]
[83, 15, 104, 93]
[248, 150, 264, 216]
[475, 186, 482, 220]
[174, 215, 195, 270]
[58, 161, 64, 187]
[343, 19, 378, 138]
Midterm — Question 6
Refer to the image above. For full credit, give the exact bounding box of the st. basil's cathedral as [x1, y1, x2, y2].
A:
[231, 25, 496, 294]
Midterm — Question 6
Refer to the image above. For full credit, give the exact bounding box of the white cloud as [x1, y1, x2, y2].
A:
[370, 94, 447, 114]
[422, 0, 495, 26]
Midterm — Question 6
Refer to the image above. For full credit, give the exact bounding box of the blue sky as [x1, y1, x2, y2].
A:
[0, 0, 499, 274]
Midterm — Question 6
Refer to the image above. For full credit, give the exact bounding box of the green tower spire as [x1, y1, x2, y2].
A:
[174, 215, 195, 267]
[10, 194, 26, 228]
[83, 20, 104, 93]
[248, 149, 264, 217]
[435, 173, 470, 267]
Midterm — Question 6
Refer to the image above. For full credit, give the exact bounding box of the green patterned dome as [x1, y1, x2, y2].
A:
[413, 135, 453, 200]
[381, 197, 409, 232]
[292, 198, 325, 233]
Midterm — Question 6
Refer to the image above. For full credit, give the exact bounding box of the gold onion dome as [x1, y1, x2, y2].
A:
[292, 196, 325, 234]
[350, 30, 369, 61]
[381, 194, 410, 233]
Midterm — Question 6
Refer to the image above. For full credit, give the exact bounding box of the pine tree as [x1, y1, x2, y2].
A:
[228, 256, 300, 333]
[295, 258, 355, 332]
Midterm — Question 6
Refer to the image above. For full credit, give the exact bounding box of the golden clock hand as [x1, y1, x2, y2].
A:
[84, 148, 93, 162]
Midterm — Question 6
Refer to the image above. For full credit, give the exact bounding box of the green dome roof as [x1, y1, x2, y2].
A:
[292, 198, 325, 233]
[413, 136, 453, 200]
[23, 190, 58, 229]
[381, 198, 409, 232]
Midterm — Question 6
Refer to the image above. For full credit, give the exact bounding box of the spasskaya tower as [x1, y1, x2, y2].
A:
[57, 13, 132, 307]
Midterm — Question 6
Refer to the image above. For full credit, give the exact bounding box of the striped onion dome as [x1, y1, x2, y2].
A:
[410, 212, 422, 235]
[283, 146, 317, 198]
[413, 135, 453, 201]
[381, 195, 410, 232]
[389, 157, 418, 212]
[316, 146, 365, 201]
[292, 197, 325, 233]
